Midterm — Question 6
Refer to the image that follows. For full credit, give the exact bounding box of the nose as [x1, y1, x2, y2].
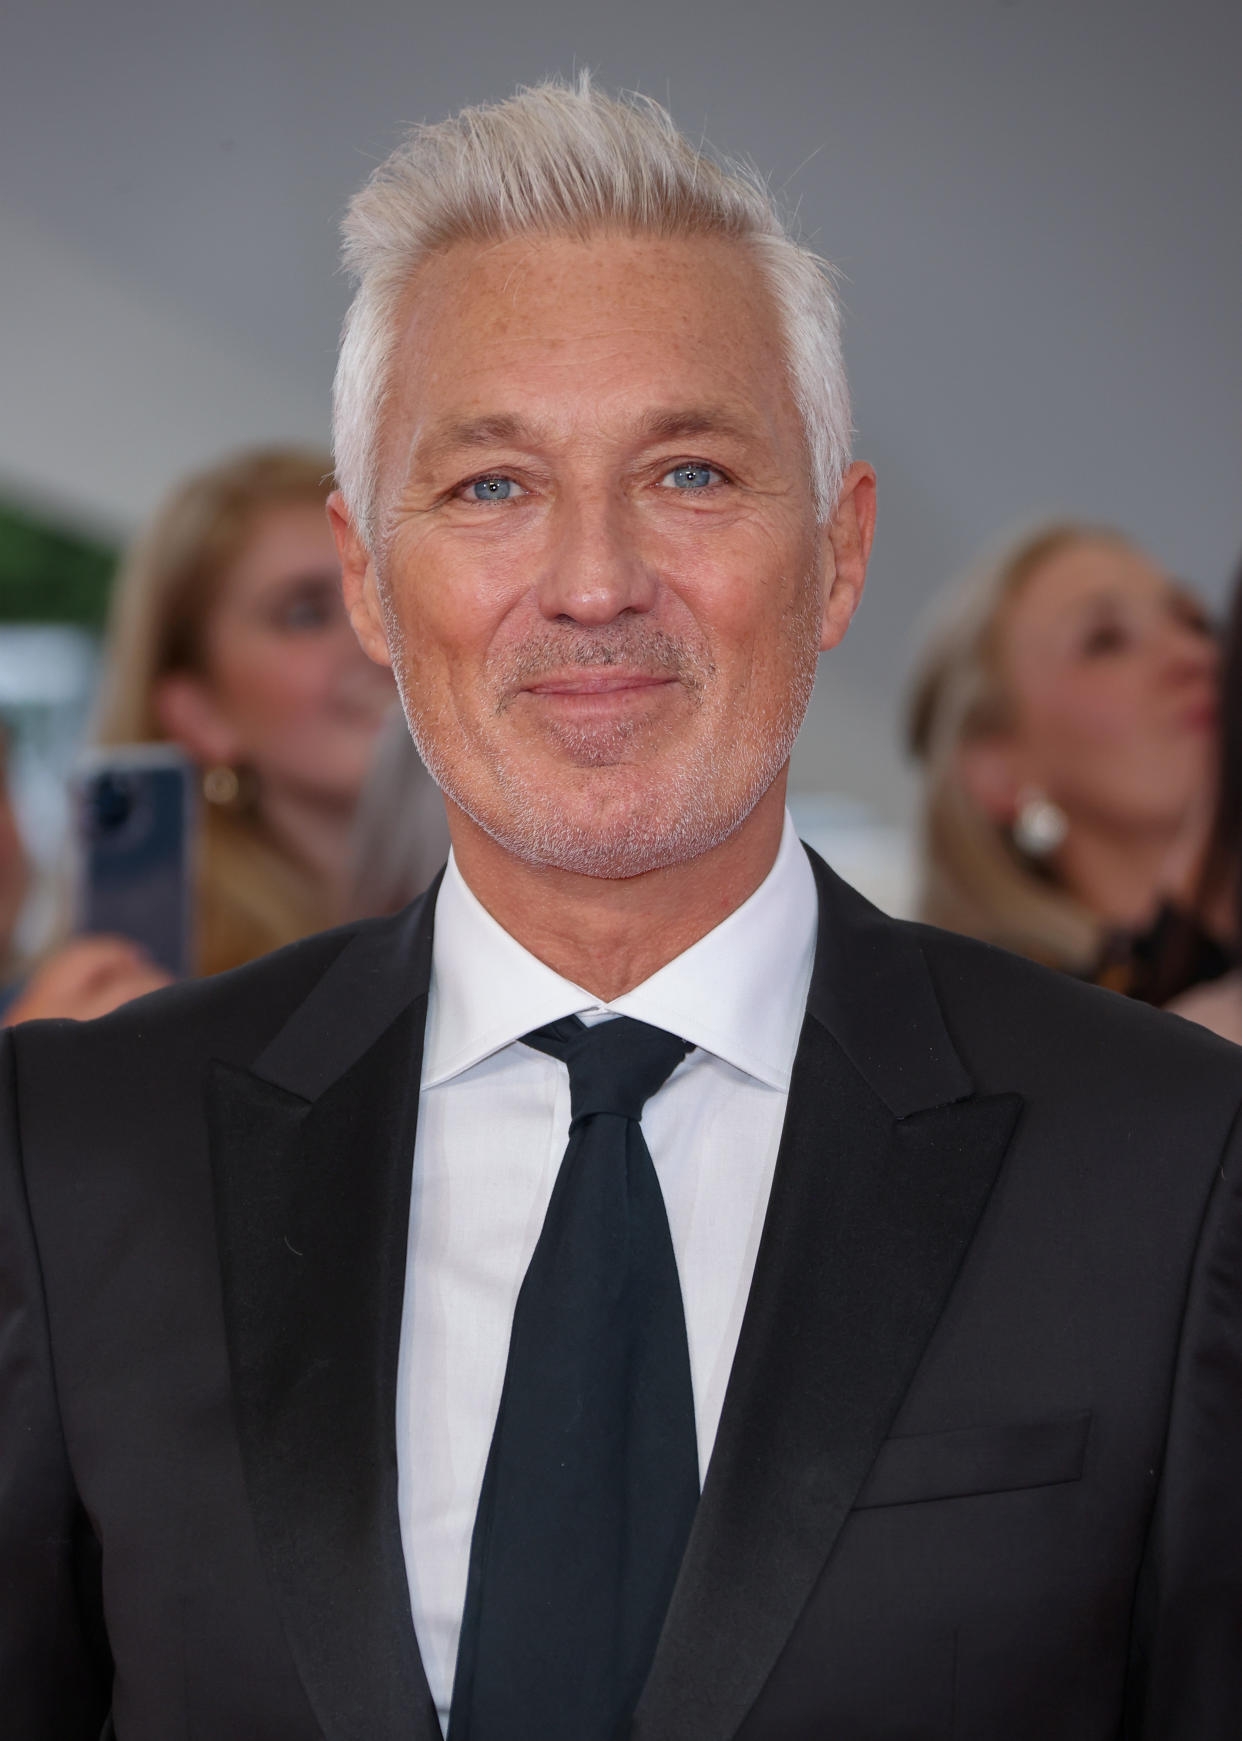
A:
[534, 489, 658, 625]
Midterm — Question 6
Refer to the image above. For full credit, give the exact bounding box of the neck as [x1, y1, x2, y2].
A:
[447, 777, 789, 1001]
[1053, 820, 1194, 933]
[256, 783, 358, 919]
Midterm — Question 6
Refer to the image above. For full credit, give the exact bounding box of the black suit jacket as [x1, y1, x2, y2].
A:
[3, 850, 1242, 1739]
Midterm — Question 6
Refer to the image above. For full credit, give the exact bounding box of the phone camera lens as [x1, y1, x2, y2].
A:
[91, 775, 134, 834]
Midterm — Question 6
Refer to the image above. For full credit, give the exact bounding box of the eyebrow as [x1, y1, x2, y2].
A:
[634, 406, 759, 446]
[416, 414, 535, 460]
[1076, 582, 1193, 612]
[411, 404, 760, 471]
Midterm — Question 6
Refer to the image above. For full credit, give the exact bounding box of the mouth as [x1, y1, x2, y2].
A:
[512, 672, 682, 727]
[523, 670, 677, 699]
[506, 670, 683, 748]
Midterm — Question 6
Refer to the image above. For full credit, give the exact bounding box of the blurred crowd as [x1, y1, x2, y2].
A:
[2, 445, 1241, 1043]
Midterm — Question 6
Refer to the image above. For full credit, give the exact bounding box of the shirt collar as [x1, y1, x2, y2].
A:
[422, 811, 818, 1092]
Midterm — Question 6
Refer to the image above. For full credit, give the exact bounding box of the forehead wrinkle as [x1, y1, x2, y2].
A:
[406, 397, 772, 483]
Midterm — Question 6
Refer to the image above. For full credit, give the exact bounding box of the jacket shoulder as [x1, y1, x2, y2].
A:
[907, 915, 1242, 1104]
[11, 904, 420, 1085]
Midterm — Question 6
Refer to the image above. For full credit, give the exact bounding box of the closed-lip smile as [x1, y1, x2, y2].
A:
[523, 670, 675, 697]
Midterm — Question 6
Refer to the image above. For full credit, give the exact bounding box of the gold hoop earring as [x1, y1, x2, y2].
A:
[202, 764, 241, 807]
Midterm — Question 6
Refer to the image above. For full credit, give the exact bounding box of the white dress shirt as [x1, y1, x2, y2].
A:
[395, 812, 819, 1728]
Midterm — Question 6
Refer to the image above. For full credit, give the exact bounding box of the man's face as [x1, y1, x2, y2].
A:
[340, 231, 868, 878]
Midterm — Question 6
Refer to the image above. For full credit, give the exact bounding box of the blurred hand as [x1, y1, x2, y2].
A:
[3, 936, 173, 1026]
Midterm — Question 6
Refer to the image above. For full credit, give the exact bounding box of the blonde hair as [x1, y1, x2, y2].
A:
[94, 447, 337, 975]
[906, 522, 1132, 973]
[333, 73, 851, 549]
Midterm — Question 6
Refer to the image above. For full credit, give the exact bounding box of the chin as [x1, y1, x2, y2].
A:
[463, 764, 774, 881]
[503, 820, 724, 880]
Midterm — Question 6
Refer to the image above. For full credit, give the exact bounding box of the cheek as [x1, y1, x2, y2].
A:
[1023, 671, 1210, 819]
[713, 570, 819, 716]
[211, 638, 339, 736]
[662, 528, 811, 668]
[403, 604, 500, 730]
[1026, 671, 1147, 762]
[387, 543, 513, 686]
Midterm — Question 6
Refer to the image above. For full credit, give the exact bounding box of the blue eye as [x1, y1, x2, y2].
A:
[468, 475, 524, 501]
[663, 463, 720, 490]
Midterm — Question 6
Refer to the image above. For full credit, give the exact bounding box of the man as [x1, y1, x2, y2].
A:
[2, 78, 1240, 1741]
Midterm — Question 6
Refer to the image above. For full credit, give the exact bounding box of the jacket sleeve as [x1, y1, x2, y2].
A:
[0, 1029, 111, 1736]
[1127, 1093, 1242, 1736]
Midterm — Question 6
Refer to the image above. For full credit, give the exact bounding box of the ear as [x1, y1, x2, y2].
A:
[327, 491, 393, 670]
[818, 462, 877, 652]
[957, 736, 1025, 826]
[153, 672, 244, 768]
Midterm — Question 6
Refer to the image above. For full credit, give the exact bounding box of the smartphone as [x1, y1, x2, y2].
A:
[74, 745, 197, 978]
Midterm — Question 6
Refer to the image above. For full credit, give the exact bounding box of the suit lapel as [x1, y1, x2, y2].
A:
[634, 852, 1022, 1740]
[208, 887, 443, 1741]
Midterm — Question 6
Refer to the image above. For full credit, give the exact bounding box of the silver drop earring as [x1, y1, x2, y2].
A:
[1012, 787, 1068, 858]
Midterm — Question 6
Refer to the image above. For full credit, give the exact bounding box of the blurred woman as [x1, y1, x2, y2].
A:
[93, 445, 393, 973]
[906, 522, 1220, 993]
[4, 448, 393, 1021]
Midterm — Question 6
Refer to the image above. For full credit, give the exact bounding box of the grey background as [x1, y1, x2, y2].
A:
[2, 0, 1239, 820]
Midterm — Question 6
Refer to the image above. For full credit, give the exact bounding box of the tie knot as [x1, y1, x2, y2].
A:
[523, 1015, 691, 1126]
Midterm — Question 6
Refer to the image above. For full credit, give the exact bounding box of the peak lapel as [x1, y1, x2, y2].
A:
[208, 891, 442, 1741]
[634, 853, 1022, 1740]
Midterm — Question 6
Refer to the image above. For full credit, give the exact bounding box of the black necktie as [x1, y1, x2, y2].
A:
[447, 1014, 700, 1741]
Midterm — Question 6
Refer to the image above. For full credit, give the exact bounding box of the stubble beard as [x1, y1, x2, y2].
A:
[386, 592, 821, 881]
